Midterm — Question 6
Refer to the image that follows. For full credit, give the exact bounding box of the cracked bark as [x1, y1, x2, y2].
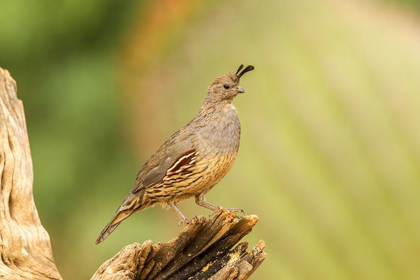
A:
[92, 210, 266, 280]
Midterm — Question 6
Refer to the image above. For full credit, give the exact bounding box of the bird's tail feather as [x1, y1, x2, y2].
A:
[95, 192, 146, 245]
[95, 210, 132, 244]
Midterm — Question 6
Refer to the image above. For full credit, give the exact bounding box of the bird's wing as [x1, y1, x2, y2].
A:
[131, 131, 196, 194]
[96, 132, 197, 244]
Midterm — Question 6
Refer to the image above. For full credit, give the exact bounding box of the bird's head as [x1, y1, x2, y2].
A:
[204, 64, 254, 104]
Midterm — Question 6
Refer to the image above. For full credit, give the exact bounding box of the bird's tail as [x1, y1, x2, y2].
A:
[95, 193, 145, 245]
[95, 210, 130, 245]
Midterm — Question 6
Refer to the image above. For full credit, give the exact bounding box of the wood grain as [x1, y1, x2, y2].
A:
[92, 210, 266, 280]
[0, 67, 266, 279]
[0, 68, 61, 279]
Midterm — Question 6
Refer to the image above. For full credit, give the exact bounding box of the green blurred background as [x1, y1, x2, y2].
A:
[1, 0, 420, 279]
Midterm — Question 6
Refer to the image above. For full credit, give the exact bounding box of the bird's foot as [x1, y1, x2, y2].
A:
[208, 207, 245, 220]
[224, 207, 245, 219]
[224, 207, 245, 215]
[178, 215, 198, 227]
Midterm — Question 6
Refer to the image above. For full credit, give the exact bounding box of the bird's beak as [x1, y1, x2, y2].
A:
[237, 86, 245, 94]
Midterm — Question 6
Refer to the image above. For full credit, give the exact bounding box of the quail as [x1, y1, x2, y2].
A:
[95, 64, 254, 244]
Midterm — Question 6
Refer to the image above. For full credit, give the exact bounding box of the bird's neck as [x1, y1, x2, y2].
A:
[192, 100, 239, 132]
[191, 100, 241, 154]
[198, 99, 235, 117]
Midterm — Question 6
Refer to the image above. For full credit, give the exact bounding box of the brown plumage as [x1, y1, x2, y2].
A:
[95, 64, 254, 244]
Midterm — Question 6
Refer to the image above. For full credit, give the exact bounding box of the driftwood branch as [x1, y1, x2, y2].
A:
[92, 210, 266, 280]
[0, 67, 266, 279]
[0, 68, 62, 279]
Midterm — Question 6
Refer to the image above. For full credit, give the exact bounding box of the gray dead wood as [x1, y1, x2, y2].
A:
[92, 210, 266, 280]
[0, 68, 62, 279]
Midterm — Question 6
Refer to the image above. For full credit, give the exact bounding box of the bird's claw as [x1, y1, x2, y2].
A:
[226, 208, 245, 220]
[188, 215, 198, 223]
[208, 207, 245, 219]
[178, 215, 198, 227]
[226, 208, 245, 215]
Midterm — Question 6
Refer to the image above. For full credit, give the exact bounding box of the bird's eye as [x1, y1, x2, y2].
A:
[223, 84, 230, 89]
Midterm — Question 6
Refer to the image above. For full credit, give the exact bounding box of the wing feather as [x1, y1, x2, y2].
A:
[131, 148, 197, 194]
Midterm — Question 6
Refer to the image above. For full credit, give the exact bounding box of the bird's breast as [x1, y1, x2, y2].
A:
[192, 104, 241, 183]
[161, 104, 241, 197]
[196, 104, 241, 156]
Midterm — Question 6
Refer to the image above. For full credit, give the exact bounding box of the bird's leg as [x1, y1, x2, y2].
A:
[168, 202, 189, 226]
[195, 194, 245, 215]
[195, 194, 220, 211]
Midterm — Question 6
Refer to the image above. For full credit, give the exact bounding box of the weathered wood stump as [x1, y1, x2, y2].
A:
[92, 210, 266, 280]
[0, 67, 266, 279]
[0, 68, 62, 279]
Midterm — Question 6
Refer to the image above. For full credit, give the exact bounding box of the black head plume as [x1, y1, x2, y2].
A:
[236, 64, 244, 75]
[237, 65, 255, 79]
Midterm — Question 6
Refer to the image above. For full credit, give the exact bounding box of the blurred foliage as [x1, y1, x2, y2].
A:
[1, 0, 420, 279]
[0, 0, 141, 278]
[388, 0, 420, 8]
